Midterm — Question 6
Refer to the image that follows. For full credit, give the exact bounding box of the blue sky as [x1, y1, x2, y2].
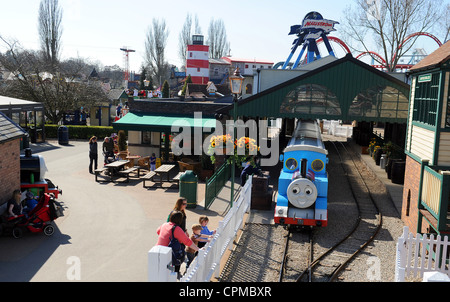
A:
[0, 0, 446, 72]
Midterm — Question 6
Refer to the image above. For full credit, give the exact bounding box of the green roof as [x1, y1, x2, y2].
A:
[112, 112, 217, 132]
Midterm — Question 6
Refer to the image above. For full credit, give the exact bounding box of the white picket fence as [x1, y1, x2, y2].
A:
[395, 226, 450, 282]
[148, 177, 252, 282]
[322, 120, 353, 138]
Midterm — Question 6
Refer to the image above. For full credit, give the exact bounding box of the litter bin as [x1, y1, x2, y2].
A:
[179, 170, 198, 208]
[57, 126, 69, 145]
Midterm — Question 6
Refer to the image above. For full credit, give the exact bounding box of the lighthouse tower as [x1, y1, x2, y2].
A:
[186, 35, 209, 84]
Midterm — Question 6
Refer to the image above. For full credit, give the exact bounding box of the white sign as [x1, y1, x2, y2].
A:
[302, 19, 338, 33]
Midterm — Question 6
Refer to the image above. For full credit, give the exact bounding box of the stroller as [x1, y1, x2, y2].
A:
[1, 193, 62, 239]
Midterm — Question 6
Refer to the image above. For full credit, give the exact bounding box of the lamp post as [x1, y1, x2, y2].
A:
[229, 67, 244, 207]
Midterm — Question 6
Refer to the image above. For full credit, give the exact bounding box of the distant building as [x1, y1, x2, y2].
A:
[0, 111, 27, 207]
[220, 57, 274, 99]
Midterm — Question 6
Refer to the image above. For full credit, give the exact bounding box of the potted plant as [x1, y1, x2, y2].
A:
[117, 130, 127, 151]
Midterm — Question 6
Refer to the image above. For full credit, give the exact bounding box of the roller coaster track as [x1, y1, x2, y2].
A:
[356, 32, 443, 70]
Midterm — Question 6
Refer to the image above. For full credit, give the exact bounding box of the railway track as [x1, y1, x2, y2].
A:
[280, 141, 383, 282]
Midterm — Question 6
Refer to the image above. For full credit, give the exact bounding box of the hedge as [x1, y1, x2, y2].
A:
[44, 125, 121, 140]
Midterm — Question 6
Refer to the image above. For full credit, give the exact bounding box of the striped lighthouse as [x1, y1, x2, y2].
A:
[186, 35, 209, 84]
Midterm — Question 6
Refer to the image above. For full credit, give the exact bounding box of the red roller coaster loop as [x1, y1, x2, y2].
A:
[317, 36, 352, 54]
[391, 32, 443, 65]
[356, 32, 443, 70]
[355, 51, 386, 65]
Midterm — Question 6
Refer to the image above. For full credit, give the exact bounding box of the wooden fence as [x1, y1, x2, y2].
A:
[395, 226, 449, 281]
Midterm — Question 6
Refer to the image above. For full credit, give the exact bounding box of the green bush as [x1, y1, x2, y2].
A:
[45, 125, 118, 140]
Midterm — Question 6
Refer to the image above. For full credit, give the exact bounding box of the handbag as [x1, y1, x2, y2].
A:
[168, 226, 185, 266]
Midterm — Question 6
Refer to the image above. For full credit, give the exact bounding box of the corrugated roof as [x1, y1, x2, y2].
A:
[410, 40, 450, 72]
[0, 111, 27, 144]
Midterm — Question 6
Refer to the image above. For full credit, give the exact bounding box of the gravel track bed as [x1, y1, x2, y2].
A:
[219, 140, 404, 282]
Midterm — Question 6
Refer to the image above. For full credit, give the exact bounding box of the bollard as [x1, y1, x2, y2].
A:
[380, 154, 387, 170]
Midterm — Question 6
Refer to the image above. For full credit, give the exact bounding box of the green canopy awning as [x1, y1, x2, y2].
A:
[113, 112, 217, 132]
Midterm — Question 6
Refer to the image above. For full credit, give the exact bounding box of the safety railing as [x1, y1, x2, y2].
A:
[181, 176, 252, 282]
[204, 162, 231, 209]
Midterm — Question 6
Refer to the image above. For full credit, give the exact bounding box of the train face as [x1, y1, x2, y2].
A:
[275, 120, 328, 227]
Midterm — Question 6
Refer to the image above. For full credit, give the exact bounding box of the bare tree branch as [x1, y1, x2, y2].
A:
[145, 18, 170, 87]
[38, 0, 63, 71]
[341, 0, 443, 71]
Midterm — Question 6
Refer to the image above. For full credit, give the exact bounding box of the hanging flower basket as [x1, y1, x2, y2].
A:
[207, 134, 260, 167]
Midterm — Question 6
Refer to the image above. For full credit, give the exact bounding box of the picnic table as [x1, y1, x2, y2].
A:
[126, 155, 141, 167]
[154, 164, 175, 186]
[95, 160, 130, 182]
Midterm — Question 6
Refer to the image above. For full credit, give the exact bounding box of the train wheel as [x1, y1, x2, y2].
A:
[43, 224, 55, 236]
[12, 227, 23, 239]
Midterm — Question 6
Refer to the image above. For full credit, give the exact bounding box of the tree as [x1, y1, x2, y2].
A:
[341, 0, 443, 72]
[0, 37, 107, 124]
[181, 74, 192, 96]
[139, 65, 147, 90]
[38, 0, 63, 71]
[178, 13, 202, 64]
[207, 18, 230, 59]
[144, 18, 170, 87]
[162, 80, 170, 98]
[441, 4, 450, 42]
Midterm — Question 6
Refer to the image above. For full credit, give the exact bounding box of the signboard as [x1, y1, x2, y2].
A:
[302, 19, 338, 34]
[418, 74, 432, 83]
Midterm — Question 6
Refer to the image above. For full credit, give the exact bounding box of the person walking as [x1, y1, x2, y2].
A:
[89, 136, 98, 174]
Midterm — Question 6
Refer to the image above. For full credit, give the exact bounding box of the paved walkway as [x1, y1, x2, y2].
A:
[1, 139, 237, 281]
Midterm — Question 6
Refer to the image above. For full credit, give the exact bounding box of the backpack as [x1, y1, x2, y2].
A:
[168, 226, 185, 266]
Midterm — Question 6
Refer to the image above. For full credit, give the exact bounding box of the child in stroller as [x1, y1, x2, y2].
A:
[0, 193, 62, 238]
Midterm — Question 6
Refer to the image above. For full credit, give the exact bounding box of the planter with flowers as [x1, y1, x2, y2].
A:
[207, 134, 260, 170]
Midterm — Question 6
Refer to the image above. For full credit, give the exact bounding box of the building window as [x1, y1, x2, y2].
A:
[281, 83, 341, 116]
[245, 84, 253, 94]
[406, 189, 411, 216]
[413, 72, 440, 126]
[142, 131, 160, 146]
[349, 85, 409, 119]
[245, 64, 248, 69]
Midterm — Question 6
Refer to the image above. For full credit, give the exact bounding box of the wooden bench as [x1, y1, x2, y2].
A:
[172, 172, 183, 185]
[94, 167, 108, 182]
[117, 167, 139, 183]
[142, 171, 157, 188]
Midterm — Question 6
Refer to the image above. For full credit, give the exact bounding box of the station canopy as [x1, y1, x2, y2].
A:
[228, 54, 410, 123]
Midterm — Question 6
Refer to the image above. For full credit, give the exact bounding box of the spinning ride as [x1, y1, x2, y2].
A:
[281, 12, 340, 69]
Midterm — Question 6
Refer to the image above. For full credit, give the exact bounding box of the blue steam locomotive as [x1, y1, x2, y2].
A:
[274, 119, 328, 227]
